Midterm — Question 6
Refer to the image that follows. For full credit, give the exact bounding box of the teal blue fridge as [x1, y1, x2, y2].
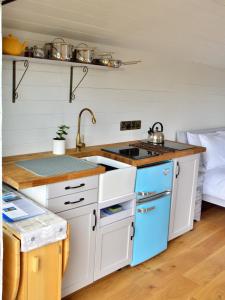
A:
[131, 161, 173, 266]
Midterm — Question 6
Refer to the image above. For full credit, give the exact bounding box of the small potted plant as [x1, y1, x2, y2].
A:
[53, 125, 70, 155]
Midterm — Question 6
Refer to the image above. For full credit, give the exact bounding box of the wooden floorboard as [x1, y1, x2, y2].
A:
[65, 206, 225, 300]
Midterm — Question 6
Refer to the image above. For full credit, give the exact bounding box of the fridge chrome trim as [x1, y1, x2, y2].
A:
[137, 206, 156, 213]
[136, 190, 171, 205]
[137, 191, 157, 197]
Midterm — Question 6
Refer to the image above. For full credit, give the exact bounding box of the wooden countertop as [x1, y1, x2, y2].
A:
[3, 140, 205, 190]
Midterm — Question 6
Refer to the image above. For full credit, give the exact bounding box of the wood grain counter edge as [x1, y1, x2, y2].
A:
[3, 140, 206, 190]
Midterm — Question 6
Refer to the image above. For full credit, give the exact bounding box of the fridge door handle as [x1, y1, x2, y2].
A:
[137, 191, 157, 197]
[137, 206, 156, 213]
[137, 190, 171, 204]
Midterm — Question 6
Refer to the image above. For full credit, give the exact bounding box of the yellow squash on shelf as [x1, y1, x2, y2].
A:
[3, 34, 27, 56]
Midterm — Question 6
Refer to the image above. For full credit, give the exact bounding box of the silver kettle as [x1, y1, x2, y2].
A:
[148, 122, 164, 144]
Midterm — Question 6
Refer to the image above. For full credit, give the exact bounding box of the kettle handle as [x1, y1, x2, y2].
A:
[148, 127, 153, 134]
[152, 122, 163, 132]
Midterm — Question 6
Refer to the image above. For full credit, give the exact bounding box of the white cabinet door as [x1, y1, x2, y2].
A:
[169, 154, 199, 240]
[94, 217, 134, 281]
[58, 203, 97, 297]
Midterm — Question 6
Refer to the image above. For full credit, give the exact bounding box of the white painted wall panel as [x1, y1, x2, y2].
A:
[2, 29, 225, 156]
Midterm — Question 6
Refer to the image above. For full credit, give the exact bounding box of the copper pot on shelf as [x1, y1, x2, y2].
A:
[44, 38, 74, 61]
[73, 43, 96, 63]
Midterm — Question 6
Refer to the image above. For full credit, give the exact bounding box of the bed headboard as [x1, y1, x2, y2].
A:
[176, 127, 225, 143]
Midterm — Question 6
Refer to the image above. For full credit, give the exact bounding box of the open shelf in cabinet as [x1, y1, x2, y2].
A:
[98, 196, 135, 227]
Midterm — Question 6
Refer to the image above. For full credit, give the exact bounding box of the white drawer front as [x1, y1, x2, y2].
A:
[48, 189, 98, 213]
[47, 175, 98, 199]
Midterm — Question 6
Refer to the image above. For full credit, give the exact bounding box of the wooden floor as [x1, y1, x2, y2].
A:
[66, 205, 225, 300]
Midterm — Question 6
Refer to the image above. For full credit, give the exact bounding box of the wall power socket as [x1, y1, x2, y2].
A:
[120, 120, 141, 131]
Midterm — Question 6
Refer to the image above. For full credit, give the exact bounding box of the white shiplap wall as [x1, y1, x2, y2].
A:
[3, 29, 225, 156]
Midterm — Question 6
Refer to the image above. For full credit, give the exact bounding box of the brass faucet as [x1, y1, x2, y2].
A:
[76, 108, 96, 151]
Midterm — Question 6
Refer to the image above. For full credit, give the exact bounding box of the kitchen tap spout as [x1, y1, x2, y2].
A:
[76, 108, 96, 151]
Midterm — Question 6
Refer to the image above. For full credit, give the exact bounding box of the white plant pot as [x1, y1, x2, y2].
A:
[53, 139, 66, 155]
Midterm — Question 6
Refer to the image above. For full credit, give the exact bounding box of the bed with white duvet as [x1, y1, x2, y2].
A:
[204, 167, 225, 207]
[177, 127, 225, 220]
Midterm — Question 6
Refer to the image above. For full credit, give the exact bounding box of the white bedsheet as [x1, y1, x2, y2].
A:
[203, 167, 225, 201]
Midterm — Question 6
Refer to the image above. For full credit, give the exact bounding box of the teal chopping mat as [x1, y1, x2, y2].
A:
[16, 155, 98, 177]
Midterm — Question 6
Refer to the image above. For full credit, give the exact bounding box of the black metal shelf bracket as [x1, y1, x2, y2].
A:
[69, 66, 88, 103]
[2, 0, 17, 6]
[12, 60, 30, 103]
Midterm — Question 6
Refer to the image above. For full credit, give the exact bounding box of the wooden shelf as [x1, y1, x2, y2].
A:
[3, 54, 119, 71]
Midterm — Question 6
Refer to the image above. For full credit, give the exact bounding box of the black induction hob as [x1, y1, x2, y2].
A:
[102, 145, 160, 160]
[102, 140, 195, 160]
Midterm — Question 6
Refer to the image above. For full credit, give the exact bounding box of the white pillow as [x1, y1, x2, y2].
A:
[187, 131, 222, 146]
[217, 131, 225, 135]
[187, 132, 201, 146]
[199, 133, 225, 170]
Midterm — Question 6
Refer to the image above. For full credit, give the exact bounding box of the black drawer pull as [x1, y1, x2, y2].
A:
[176, 162, 180, 178]
[65, 183, 85, 190]
[64, 198, 85, 205]
[131, 221, 135, 240]
[92, 209, 97, 231]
